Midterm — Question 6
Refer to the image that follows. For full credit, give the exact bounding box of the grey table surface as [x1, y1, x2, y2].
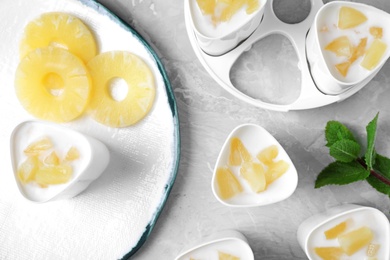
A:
[96, 0, 390, 259]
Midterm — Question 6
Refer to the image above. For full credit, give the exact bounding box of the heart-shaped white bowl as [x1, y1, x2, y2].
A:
[10, 121, 110, 203]
[297, 204, 390, 260]
[175, 230, 254, 260]
[188, 0, 267, 55]
[306, 1, 390, 94]
[212, 123, 298, 207]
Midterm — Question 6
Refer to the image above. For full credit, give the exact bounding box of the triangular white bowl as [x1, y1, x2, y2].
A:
[306, 1, 390, 94]
[10, 121, 110, 203]
[175, 230, 254, 260]
[212, 123, 298, 207]
[297, 204, 390, 260]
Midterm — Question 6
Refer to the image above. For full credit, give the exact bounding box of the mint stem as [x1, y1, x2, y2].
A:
[357, 158, 390, 186]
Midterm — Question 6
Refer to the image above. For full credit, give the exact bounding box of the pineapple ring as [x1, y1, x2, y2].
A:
[87, 51, 155, 128]
[20, 12, 97, 63]
[15, 47, 91, 122]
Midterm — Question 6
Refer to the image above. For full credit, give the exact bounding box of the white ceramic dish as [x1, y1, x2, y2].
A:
[188, 0, 267, 55]
[212, 123, 298, 207]
[0, 0, 179, 259]
[10, 121, 110, 203]
[297, 204, 390, 260]
[175, 230, 254, 260]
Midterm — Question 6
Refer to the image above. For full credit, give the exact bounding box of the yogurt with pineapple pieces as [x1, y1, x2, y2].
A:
[12, 121, 90, 202]
[307, 209, 387, 259]
[317, 3, 390, 83]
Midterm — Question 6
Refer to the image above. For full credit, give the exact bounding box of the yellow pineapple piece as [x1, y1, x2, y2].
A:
[338, 226, 373, 256]
[240, 162, 266, 193]
[24, 137, 53, 155]
[246, 0, 259, 14]
[314, 247, 344, 260]
[366, 243, 380, 257]
[20, 12, 97, 63]
[218, 251, 240, 260]
[265, 160, 289, 185]
[228, 137, 251, 166]
[35, 164, 73, 186]
[216, 166, 243, 200]
[256, 145, 278, 165]
[338, 6, 367, 29]
[335, 61, 351, 77]
[15, 47, 91, 122]
[324, 220, 348, 239]
[325, 36, 353, 57]
[349, 37, 367, 63]
[220, 0, 246, 22]
[87, 51, 155, 127]
[44, 151, 60, 166]
[361, 39, 387, 70]
[196, 0, 216, 16]
[65, 146, 80, 161]
[370, 27, 383, 39]
[17, 156, 40, 184]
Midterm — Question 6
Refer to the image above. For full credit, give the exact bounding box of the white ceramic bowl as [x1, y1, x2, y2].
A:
[212, 123, 298, 207]
[306, 1, 390, 95]
[10, 121, 110, 203]
[297, 204, 390, 260]
[188, 0, 267, 55]
[175, 230, 254, 260]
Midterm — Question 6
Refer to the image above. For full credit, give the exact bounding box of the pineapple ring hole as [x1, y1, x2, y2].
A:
[42, 72, 65, 97]
[107, 77, 129, 102]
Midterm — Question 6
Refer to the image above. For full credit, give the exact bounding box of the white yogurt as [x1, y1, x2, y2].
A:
[178, 239, 248, 259]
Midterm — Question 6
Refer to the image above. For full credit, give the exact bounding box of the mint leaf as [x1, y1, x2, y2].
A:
[365, 113, 379, 169]
[325, 121, 356, 147]
[373, 154, 390, 178]
[329, 140, 361, 162]
[315, 161, 370, 188]
[366, 176, 390, 198]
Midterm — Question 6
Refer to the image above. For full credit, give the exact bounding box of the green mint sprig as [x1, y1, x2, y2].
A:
[315, 113, 390, 198]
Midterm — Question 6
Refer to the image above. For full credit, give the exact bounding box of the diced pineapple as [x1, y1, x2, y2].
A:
[338, 226, 373, 256]
[216, 166, 243, 200]
[44, 151, 60, 166]
[370, 27, 383, 39]
[256, 145, 278, 165]
[361, 39, 387, 70]
[15, 47, 91, 122]
[246, 0, 260, 14]
[314, 247, 344, 260]
[87, 51, 155, 127]
[325, 36, 353, 57]
[35, 164, 73, 186]
[335, 61, 351, 77]
[20, 12, 97, 63]
[338, 6, 367, 29]
[240, 162, 266, 193]
[265, 160, 289, 185]
[366, 243, 380, 257]
[218, 251, 240, 260]
[65, 146, 80, 161]
[24, 137, 53, 155]
[324, 220, 348, 239]
[220, 0, 246, 22]
[228, 137, 251, 166]
[349, 37, 367, 63]
[17, 156, 40, 184]
[196, 0, 216, 15]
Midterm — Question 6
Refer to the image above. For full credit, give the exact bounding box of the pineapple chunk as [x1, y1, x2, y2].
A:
[196, 0, 216, 15]
[338, 226, 373, 256]
[240, 162, 266, 193]
[361, 39, 387, 70]
[370, 27, 383, 39]
[35, 164, 73, 186]
[87, 51, 155, 127]
[15, 47, 91, 122]
[246, 0, 260, 14]
[338, 6, 367, 29]
[325, 36, 353, 57]
[218, 251, 240, 260]
[216, 166, 243, 200]
[65, 146, 80, 161]
[335, 61, 351, 77]
[314, 247, 344, 260]
[20, 12, 97, 63]
[324, 220, 348, 240]
[24, 137, 53, 155]
[17, 156, 40, 184]
[44, 151, 60, 166]
[220, 0, 246, 22]
[228, 137, 251, 166]
[265, 160, 289, 185]
[256, 145, 278, 165]
[349, 37, 367, 64]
